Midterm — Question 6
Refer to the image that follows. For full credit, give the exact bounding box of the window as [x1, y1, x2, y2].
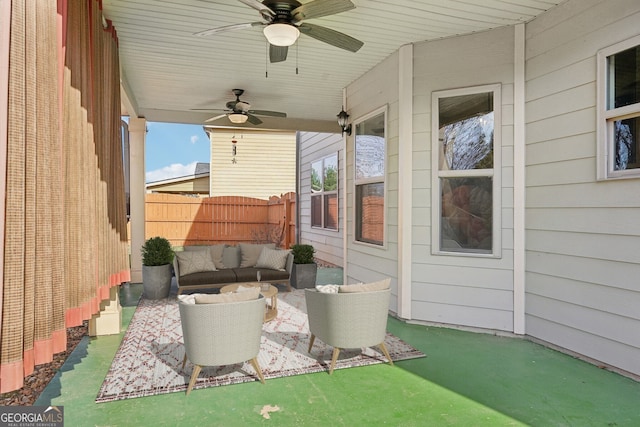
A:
[354, 108, 386, 246]
[311, 153, 338, 230]
[598, 35, 640, 180]
[432, 85, 501, 256]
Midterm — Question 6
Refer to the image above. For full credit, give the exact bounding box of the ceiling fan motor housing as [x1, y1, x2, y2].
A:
[263, 1, 302, 23]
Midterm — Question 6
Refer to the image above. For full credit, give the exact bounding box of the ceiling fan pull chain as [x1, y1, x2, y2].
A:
[296, 43, 299, 75]
[265, 41, 269, 78]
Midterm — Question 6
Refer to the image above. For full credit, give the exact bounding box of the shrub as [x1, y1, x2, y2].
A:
[141, 236, 174, 266]
[290, 244, 315, 264]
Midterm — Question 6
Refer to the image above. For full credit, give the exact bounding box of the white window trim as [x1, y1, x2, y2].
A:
[596, 34, 640, 181]
[431, 84, 502, 258]
[311, 153, 339, 231]
[352, 105, 388, 248]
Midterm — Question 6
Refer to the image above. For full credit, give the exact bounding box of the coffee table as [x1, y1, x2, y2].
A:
[220, 282, 278, 322]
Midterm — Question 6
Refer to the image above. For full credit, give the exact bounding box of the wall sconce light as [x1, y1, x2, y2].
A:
[337, 107, 351, 136]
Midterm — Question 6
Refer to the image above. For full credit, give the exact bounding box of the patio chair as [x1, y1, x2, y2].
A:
[178, 295, 266, 395]
[305, 283, 393, 374]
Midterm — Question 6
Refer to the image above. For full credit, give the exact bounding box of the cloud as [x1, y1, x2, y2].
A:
[190, 135, 199, 144]
[146, 161, 198, 183]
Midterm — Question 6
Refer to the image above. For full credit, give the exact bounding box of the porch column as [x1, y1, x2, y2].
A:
[397, 43, 413, 319]
[129, 117, 146, 283]
[513, 23, 526, 334]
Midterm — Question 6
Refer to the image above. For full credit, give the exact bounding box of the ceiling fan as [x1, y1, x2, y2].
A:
[193, 88, 287, 125]
[194, 0, 363, 63]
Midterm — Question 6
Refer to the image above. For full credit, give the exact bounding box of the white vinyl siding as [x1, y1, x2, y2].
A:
[411, 26, 516, 332]
[524, 0, 640, 376]
[346, 51, 400, 313]
[209, 129, 296, 199]
[299, 132, 344, 267]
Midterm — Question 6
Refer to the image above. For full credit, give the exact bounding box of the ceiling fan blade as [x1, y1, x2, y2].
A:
[291, 0, 355, 23]
[204, 114, 228, 123]
[193, 22, 263, 37]
[269, 44, 288, 63]
[237, 0, 275, 19]
[299, 22, 363, 52]
[246, 114, 263, 125]
[191, 108, 229, 112]
[248, 109, 287, 118]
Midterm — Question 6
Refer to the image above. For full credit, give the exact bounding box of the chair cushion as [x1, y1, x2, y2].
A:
[175, 250, 217, 276]
[239, 243, 276, 268]
[339, 278, 391, 293]
[194, 287, 260, 304]
[255, 247, 289, 271]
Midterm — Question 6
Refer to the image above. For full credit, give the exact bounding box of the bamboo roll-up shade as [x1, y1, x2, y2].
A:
[3, 0, 28, 380]
[1, 0, 129, 393]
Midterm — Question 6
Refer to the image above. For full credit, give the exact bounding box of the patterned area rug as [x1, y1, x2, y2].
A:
[96, 289, 425, 402]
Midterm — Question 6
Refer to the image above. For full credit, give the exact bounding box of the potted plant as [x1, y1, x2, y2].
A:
[141, 236, 174, 299]
[290, 244, 317, 289]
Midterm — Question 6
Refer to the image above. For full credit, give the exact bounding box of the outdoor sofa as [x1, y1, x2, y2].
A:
[173, 243, 293, 294]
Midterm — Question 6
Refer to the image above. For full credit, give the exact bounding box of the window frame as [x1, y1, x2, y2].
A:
[353, 105, 387, 247]
[310, 153, 339, 231]
[597, 34, 640, 180]
[431, 84, 502, 258]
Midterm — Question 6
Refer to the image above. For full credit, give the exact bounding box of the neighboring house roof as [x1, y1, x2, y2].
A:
[194, 162, 210, 175]
[146, 163, 210, 195]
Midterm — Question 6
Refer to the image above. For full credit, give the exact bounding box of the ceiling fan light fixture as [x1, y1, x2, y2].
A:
[263, 23, 300, 47]
[228, 113, 248, 124]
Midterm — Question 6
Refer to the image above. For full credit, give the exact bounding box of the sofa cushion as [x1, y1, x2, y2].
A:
[177, 269, 238, 287]
[255, 247, 290, 271]
[239, 243, 276, 268]
[234, 267, 289, 283]
[221, 245, 241, 269]
[175, 250, 217, 276]
[194, 287, 260, 304]
[339, 278, 391, 293]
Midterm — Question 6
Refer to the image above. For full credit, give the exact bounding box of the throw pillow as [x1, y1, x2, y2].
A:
[194, 287, 260, 304]
[175, 250, 217, 276]
[209, 244, 226, 269]
[183, 244, 226, 269]
[221, 245, 241, 269]
[255, 247, 290, 271]
[338, 278, 391, 293]
[239, 243, 276, 268]
[315, 284, 340, 293]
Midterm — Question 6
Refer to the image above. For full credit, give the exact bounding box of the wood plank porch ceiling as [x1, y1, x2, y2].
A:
[102, 0, 567, 132]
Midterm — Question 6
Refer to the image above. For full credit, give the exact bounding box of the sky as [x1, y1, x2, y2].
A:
[144, 122, 211, 183]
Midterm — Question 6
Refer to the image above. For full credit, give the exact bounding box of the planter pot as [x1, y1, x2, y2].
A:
[142, 264, 172, 299]
[291, 263, 318, 289]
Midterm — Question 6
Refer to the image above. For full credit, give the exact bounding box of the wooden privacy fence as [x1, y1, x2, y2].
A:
[144, 192, 296, 248]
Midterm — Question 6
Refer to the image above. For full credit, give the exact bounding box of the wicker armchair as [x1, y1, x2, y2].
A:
[305, 287, 393, 374]
[178, 296, 266, 395]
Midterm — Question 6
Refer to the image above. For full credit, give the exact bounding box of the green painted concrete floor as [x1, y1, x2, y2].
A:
[36, 267, 640, 426]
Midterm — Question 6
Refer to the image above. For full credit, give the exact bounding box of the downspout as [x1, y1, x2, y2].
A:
[513, 23, 526, 335]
